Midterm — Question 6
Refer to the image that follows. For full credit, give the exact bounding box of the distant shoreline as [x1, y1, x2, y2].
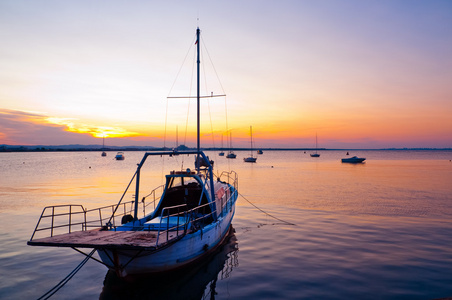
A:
[1, 145, 451, 152]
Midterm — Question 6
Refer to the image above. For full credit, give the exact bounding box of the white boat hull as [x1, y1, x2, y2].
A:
[341, 156, 366, 163]
[97, 205, 235, 277]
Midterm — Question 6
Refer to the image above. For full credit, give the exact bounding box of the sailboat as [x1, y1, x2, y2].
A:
[310, 133, 320, 157]
[101, 136, 107, 157]
[28, 27, 239, 278]
[219, 134, 225, 156]
[244, 126, 257, 163]
[226, 131, 236, 159]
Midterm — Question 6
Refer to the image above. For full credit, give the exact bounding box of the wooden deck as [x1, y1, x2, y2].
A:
[27, 229, 178, 250]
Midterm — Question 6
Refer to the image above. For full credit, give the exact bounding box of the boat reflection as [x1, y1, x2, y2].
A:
[99, 228, 239, 300]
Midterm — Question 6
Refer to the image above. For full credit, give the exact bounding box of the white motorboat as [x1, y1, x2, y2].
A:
[341, 156, 366, 163]
[28, 27, 238, 278]
[115, 152, 125, 160]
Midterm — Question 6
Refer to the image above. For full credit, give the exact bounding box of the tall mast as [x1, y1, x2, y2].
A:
[250, 126, 253, 155]
[196, 27, 201, 171]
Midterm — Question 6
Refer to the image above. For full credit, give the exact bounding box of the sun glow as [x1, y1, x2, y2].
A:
[45, 117, 141, 138]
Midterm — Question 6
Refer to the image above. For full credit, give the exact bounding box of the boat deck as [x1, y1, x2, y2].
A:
[27, 229, 176, 250]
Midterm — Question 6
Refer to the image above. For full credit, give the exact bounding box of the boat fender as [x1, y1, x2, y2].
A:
[121, 214, 134, 224]
[203, 244, 208, 251]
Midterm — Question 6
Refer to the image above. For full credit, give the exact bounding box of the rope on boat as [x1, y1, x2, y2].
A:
[238, 192, 296, 226]
[37, 249, 96, 300]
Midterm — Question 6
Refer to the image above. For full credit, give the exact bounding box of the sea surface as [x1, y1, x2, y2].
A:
[1, 150, 451, 299]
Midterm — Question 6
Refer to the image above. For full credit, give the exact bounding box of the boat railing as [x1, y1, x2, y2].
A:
[155, 204, 188, 245]
[28, 200, 144, 241]
[29, 205, 86, 241]
[217, 185, 237, 218]
[218, 170, 238, 191]
[154, 201, 218, 247]
[141, 184, 165, 215]
[84, 201, 136, 230]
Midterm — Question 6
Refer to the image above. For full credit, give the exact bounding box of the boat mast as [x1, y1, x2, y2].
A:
[315, 133, 318, 154]
[250, 126, 253, 156]
[196, 27, 201, 172]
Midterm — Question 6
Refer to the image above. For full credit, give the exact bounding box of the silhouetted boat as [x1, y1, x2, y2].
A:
[310, 133, 320, 157]
[115, 152, 125, 160]
[244, 126, 257, 163]
[341, 156, 366, 163]
[226, 131, 236, 159]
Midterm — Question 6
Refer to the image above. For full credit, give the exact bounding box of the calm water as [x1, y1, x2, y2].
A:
[1, 150, 452, 299]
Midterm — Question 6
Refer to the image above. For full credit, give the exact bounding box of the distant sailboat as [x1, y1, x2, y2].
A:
[101, 136, 107, 157]
[219, 134, 225, 156]
[310, 133, 320, 157]
[244, 126, 257, 163]
[226, 131, 236, 159]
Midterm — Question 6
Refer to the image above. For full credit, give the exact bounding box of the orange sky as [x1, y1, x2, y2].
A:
[1, 1, 451, 148]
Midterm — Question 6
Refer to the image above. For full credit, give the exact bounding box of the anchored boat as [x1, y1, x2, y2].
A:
[341, 156, 366, 163]
[310, 133, 320, 157]
[243, 126, 257, 163]
[27, 27, 239, 278]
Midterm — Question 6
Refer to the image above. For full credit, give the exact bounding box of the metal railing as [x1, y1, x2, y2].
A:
[154, 201, 217, 247]
[29, 200, 140, 241]
[141, 184, 165, 215]
[218, 170, 238, 191]
[29, 177, 239, 249]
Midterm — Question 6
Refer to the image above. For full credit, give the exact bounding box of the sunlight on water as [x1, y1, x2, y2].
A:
[0, 150, 451, 299]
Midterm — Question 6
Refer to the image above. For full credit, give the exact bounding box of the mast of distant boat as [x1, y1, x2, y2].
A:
[249, 126, 254, 158]
[315, 133, 318, 154]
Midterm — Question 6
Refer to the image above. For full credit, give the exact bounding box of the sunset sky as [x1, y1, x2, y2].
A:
[1, 0, 451, 149]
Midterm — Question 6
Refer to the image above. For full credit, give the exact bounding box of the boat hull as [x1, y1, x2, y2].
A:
[97, 205, 235, 277]
[341, 156, 366, 163]
[244, 157, 257, 163]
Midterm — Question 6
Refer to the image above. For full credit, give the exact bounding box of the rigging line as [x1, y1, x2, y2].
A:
[200, 43, 217, 152]
[167, 35, 197, 98]
[164, 35, 195, 149]
[37, 249, 96, 300]
[201, 36, 226, 95]
[200, 35, 229, 141]
[238, 192, 296, 226]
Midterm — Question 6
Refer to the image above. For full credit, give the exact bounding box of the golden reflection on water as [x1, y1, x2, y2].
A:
[1, 151, 452, 299]
[1, 150, 451, 218]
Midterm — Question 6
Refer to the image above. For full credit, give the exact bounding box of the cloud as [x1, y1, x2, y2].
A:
[0, 109, 141, 145]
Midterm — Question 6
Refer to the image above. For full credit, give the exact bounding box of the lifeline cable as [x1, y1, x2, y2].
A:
[37, 249, 96, 300]
[238, 192, 296, 226]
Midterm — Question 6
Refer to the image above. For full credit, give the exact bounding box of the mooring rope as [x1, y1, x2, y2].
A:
[238, 192, 296, 226]
[37, 249, 96, 300]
